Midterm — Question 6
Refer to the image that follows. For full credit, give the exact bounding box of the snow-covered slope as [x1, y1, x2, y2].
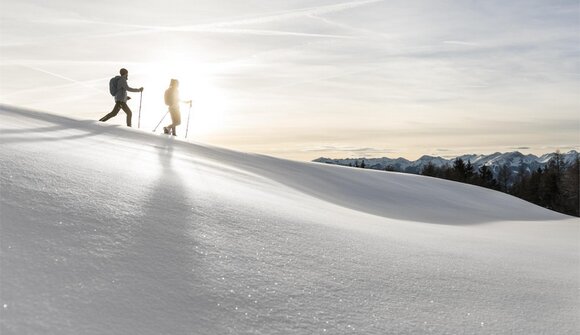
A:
[1, 105, 578, 334]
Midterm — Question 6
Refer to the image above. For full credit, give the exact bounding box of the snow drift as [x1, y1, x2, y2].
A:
[1, 105, 578, 334]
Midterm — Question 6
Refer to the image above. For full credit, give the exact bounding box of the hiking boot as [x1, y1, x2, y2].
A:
[163, 127, 170, 134]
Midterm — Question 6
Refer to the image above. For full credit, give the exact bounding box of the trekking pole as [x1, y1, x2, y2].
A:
[185, 101, 193, 139]
[153, 110, 169, 132]
[138, 91, 143, 129]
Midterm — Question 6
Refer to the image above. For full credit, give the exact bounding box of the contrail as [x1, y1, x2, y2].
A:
[177, 0, 385, 30]
[1, 76, 109, 99]
[306, 14, 392, 39]
[443, 40, 479, 46]
[22, 0, 384, 41]
[14, 64, 108, 95]
[51, 0, 383, 30]
[197, 28, 353, 39]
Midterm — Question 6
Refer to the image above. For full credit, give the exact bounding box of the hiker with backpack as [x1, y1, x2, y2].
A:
[162, 79, 191, 136]
[99, 68, 143, 127]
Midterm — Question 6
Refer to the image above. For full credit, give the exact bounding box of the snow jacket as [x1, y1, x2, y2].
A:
[113, 75, 141, 102]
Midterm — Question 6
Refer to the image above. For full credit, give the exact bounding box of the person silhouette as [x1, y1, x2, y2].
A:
[163, 79, 191, 136]
[99, 68, 143, 127]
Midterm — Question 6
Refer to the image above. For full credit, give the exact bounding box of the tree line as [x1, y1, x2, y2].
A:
[350, 152, 579, 217]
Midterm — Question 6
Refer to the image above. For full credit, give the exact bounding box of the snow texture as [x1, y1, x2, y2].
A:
[1, 105, 578, 334]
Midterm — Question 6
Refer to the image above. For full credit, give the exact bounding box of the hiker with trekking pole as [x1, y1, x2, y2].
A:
[154, 79, 191, 137]
[99, 68, 143, 127]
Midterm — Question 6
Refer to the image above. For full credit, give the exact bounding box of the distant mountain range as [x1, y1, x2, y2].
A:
[313, 150, 579, 179]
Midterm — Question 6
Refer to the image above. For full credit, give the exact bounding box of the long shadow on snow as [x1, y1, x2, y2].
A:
[0, 104, 163, 145]
[0, 105, 111, 144]
[84, 140, 226, 334]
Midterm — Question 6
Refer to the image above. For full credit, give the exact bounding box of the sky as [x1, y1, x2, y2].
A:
[1, 0, 579, 161]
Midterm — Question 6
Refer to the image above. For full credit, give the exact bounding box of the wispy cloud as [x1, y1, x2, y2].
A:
[306, 14, 390, 39]
[30, 21, 352, 40]
[178, 0, 385, 29]
[443, 40, 479, 46]
[0, 77, 107, 99]
[302, 145, 396, 155]
[11, 64, 107, 95]
[25, 0, 384, 42]
[192, 28, 352, 39]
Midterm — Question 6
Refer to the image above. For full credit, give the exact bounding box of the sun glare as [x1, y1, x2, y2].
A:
[136, 60, 227, 137]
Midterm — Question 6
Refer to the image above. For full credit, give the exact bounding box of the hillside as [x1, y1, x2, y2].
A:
[1, 105, 578, 334]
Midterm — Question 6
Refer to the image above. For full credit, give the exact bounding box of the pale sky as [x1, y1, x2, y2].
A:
[1, 0, 578, 161]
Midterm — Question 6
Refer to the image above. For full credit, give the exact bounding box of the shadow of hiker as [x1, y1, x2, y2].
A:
[82, 139, 224, 334]
[1, 125, 67, 135]
[0, 105, 109, 144]
[0, 104, 164, 145]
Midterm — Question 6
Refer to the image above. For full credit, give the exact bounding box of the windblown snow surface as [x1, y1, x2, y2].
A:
[1, 106, 578, 335]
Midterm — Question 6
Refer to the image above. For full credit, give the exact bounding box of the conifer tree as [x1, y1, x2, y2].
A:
[561, 155, 579, 216]
[477, 165, 496, 189]
[422, 162, 437, 177]
[465, 160, 475, 182]
[498, 164, 512, 192]
[452, 158, 466, 182]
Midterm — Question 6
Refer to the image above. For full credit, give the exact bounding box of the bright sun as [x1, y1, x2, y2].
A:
[135, 60, 228, 137]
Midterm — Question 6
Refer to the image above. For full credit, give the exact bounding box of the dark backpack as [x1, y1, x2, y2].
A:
[109, 76, 120, 96]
